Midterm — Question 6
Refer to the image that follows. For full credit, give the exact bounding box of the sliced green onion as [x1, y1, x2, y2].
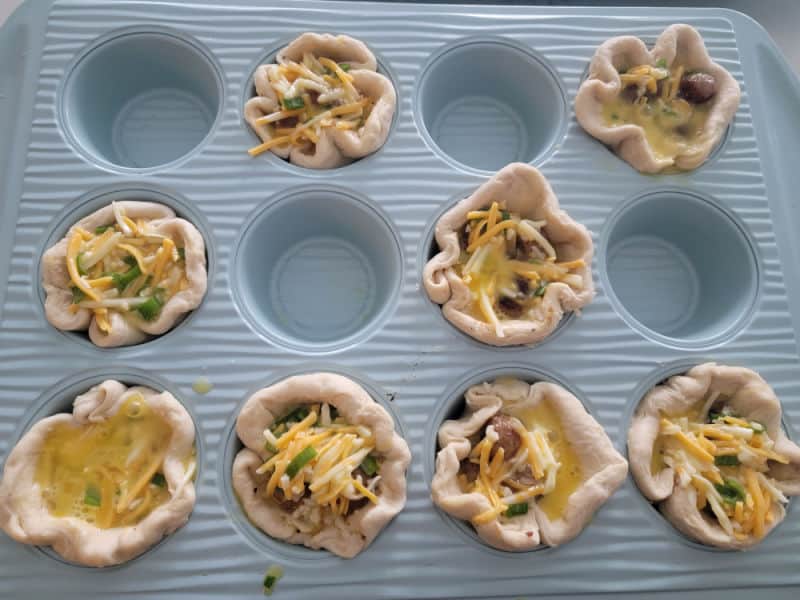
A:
[84, 484, 101, 507]
[501, 210, 511, 221]
[151, 473, 167, 488]
[76, 253, 87, 276]
[111, 264, 141, 291]
[274, 406, 310, 427]
[136, 295, 163, 321]
[750, 421, 766, 434]
[264, 441, 278, 454]
[656, 58, 668, 68]
[123, 255, 137, 267]
[534, 282, 548, 297]
[707, 411, 721, 423]
[715, 478, 746, 505]
[714, 455, 740, 467]
[286, 446, 317, 478]
[339, 62, 351, 72]
[282, 96, 305, 110]
[360, 454, 379, 477]
[504, 502, 529, 517]
[94, 225, 112, 235]
[71, 286, 86, 304]
[263, 565, 284, 596]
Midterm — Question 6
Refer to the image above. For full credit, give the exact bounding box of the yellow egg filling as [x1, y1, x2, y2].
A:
[34, 394, 190, 529]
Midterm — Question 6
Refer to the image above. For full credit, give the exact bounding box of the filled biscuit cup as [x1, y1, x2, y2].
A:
[629, 362, 800, 549]
[423, 162, 594, 347]
[575, 24, 740, 173]
[244, 32, 396, 169]
[431, 377, 627, 551]
[0, 380, 197, 567]
[232, 373, 411, 559]
[41, 201, 207, 348]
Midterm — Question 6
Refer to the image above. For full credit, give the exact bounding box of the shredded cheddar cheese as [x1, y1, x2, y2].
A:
[455, 201, 585, 337]
[656, 404, 789, 541]
[64, 203, 189, 335]
[256, 404, 382, 520]
[248, 52, 373, 157]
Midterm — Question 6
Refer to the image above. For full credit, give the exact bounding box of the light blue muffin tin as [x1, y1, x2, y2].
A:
[1, 1, 800, 598]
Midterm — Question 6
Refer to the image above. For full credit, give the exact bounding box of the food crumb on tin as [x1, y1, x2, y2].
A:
[192, 377, 213, 394]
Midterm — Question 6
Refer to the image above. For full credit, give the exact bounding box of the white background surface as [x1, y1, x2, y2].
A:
[0, 0, 799, 74]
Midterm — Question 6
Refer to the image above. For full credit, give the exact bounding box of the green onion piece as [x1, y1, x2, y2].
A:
[714, 455, 740, 467]
[263, 565, 284, 596]
[708, 411, 721, 423]
[264, 441, 278, 454]
[504, 502, 529, 517]
[360, 454, 379, 477]
[177, 247, 186, 261]
[136, 295, 163, 321]
[750, 421, 766, 434]
[282, 96, 305, 110]
[94, 225, 111, 234]
[339, 62, 350, 72]
[274, 406, 310, 427]
[71, 286, 86, 305]
[715, 478, 746, 505]
[286, 446, 317, 478]
[151, 473, 167, 488]
[76, 253, 87, 276]
[534, 282, 548, 297]
[656, 58, 668, 68]
[84, 485, 101, 507]
[123, 255, 137, 267]
[501, 210, 511, 221]
[111, 264, 141, 291]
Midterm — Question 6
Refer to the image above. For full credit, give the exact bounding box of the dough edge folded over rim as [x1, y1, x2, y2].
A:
[0, 380, 197, 567]
[422, 162, 595, 347]
[232, 372, 411, 558]
[628, 362, 800, 549]
[574, 23, 741, 173]
[431, 378, 627, 551]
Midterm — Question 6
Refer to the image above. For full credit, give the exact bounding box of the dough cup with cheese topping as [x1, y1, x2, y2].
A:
[41, 201, 207, 348]
[0, 380, 197, 567]
[423, 163, 594, 346]
[244, 32, 396, 169]
[232, 373, 411, 558]
[575, 24, 740, 173]
[629, 363, 800, 549]
[431, 378, 627, 551]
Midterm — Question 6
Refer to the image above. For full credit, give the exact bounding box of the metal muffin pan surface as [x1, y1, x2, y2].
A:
[1, 1, 800, 598]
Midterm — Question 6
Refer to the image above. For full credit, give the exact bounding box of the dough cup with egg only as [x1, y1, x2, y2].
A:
[628, 363, 800, 549]
[41, 200, 207, 348]
[232, 373, 411, 559]
[0, 380, 197, 567]
[244, 32, 396, 169]
[431, 377, 628, 551]
[423, 162, 594, 347]
[575, 23, 740, 173]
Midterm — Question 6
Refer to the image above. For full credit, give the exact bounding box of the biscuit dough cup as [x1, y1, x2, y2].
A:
[575, 24, 740, 173]
[432, 378, 627, 551]
[232, 373, 411, 558]
[629, 363, 800, 549]
[423, 162, 594, 346]
[0, 381, 197, 567]
[244, 33, 396, 169]
[41, 201, 207, 348]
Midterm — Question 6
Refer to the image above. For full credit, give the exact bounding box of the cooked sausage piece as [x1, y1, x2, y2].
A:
[679, 72, 716, 103]
[509, 464, 539, 487]
[272, 486, 302, 513]
[498, 296, 524, 318]
[459, 459, 480, 483]
[489, 414, 521, 459]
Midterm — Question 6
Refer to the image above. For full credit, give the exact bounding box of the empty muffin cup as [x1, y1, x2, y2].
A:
[415, 37, 567, 173]
[60, 28, 223, 171]
[601, 189, 759, 348]
[232, 186, 402, 352]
